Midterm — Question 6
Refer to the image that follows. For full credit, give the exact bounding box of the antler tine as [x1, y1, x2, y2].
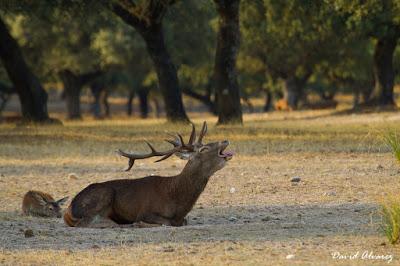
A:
[165, 139, 178, 146]
[165, 133, 180, 147]
[154, 152, 174, 162]
[145, 140, 157, 153]
[176, 133, 185, 146]
[117, 140, 176, 171]
[188, 123, 196, 145]
[116, 149, 136, 171]
[196, 121, 208, 145]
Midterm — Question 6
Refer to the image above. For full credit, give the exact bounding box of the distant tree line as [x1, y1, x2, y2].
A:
[0, 0, 399, 124]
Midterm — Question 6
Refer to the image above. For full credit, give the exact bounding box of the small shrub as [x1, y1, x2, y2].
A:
[381, 197, 400, 244]
[384, 131, 400, 163]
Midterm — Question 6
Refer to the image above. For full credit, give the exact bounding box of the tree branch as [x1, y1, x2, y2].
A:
[112, 2, 146, 31]
[144, 0, 170, 24]
[182, 87, 216, 114]
[79, 70, 104, 85]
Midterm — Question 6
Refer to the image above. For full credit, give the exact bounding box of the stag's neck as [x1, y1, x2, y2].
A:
[169, 161, 214, 207]
[180, 162, 213, 187]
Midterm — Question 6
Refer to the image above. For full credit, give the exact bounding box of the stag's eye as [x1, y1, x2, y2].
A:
[48, 206, 54, 211]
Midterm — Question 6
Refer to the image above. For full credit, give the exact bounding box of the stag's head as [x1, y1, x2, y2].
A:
[117, 122, 233, 174]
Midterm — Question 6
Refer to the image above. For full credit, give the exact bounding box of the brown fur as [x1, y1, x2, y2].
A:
[22, 190, 68, 218]
[64, 141, 233, 228]
[63, 205, 78, 226]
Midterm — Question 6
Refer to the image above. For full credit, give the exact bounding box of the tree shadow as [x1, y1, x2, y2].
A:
[0, 202, 380, 251]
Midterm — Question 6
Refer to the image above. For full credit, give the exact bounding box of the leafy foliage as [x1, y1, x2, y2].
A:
[0, 0, 399, 112]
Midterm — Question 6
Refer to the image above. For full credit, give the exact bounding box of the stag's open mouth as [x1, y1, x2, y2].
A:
[218, 141, 234, 161]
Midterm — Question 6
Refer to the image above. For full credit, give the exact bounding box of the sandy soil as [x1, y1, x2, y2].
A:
[1, 110, 400, 265]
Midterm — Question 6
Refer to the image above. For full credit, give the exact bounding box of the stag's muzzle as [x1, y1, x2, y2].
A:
[218, 140, 234, 160]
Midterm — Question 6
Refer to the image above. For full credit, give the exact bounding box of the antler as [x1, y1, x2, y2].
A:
[166, 121, 207, 148]
[117, 122, 207, 171]
[196, 121, 207, 146]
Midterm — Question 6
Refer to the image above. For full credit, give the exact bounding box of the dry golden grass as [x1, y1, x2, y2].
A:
[380, 195, 400, 245]
[1, 110, 400, 265]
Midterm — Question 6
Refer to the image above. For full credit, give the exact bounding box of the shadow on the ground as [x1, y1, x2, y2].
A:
[249, 106, 400, 124]
[0, 202, 380, 251]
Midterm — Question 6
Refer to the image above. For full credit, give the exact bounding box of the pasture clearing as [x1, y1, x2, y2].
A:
[1, 110, 400, 265]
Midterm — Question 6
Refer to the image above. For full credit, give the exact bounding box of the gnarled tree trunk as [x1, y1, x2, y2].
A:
[214, 0, 242, 124]
[112, 4, 189, 122]
[370, 36, 398, 106]
[0, 17, 49, 122]
[140, 25, 188, 122]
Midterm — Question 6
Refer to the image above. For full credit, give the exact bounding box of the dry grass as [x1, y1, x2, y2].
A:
[381, 196, 400, 245]
[1, 110, 400, 265]
[384, 130, 400, 164]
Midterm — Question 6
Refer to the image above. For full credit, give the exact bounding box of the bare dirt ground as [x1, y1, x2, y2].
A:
[1, 110, 400, 265]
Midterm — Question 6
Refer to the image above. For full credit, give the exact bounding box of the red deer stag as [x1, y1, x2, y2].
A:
[64, 122, 233, 228]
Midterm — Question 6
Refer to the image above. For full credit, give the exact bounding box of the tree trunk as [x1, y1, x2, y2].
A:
[102, 90, 110, 117]
[263, 91, 272, 112]
[242, 97, 254, 113]
[112, 5, 189, 122]
[214, 0, 243, 124]
[138, 89, 149, 118]
[90, 82, 102, 118]
[0, 83, 14, 113]
[152, 98, 161, 118]
[127, 90, 135, 116]
[0, 17, 49, 122]
[140, 25, 188, 122]
[370, 36, 398, 106]
[283, 77, 301, 110]
[59, 70, 82, 120]
[90, 83, 109, 118]
[282, 70, 311, 110]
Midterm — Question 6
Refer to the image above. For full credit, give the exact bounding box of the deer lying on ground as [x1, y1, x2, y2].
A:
[22, 191, 68, 218]
[64, 122, 233, 228]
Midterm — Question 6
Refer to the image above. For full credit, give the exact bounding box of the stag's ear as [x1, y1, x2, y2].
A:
[198, 146, 210, 153]
[56, 197, 69, 206]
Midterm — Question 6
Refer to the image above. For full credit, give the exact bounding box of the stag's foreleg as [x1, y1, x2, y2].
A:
[77, 216, 121, 228]
[138, 214, 187, 227]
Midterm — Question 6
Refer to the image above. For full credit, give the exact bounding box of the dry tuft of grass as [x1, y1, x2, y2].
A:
[381, 196, 400, 244]
[384, 130, 400, 163]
